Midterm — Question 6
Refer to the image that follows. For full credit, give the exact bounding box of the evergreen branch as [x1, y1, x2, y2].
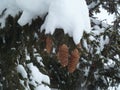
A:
[88, 1, 101, 13]
[0, 8, 7, 18]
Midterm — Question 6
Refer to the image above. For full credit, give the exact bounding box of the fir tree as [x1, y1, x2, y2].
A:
[0, 0, 120, 90]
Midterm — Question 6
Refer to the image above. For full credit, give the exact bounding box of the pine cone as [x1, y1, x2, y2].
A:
[45, 36, 53, 53]
[68, 48, 80, 73]
[57, 44, 69, 67]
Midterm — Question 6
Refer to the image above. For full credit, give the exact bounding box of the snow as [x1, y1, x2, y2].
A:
[1, 0, 119, 90]
[41, 0, 91, 44]
[104, 59, 115, 69]
[90, 34, 109, 54]
[88, 0, 100, 10]
[99, 35, 109, 51]
[114, 55, 120, 61]
[84, 66, 90, 77]
[91, 18, 110, 28]
[16, 60, 50, 89]
[93, 6, 115, 25]
[16, 64, 28, 78]
[35, 85, 50, 90]
[20, 79, 30, 90]
[92, 25, 105, 35]
[25, 48, 30, 60]
[0, 0, 91, 44]
[16, 0, 51, 26]
[0, 0, 20, 28]
[52, 48, 56, 53]
[108, 85, 120, 90]
[27, 63, 50, 86]
[33, 49, 45, 66]
[83, 39, 89, 51]
[117, 85, 120, 90]
[36, 56, 44, 67]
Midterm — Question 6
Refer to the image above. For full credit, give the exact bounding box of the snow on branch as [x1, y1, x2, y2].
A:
[41, 0, 91, 44]
[88, 0, 100, 11]
[0, 0, 91, 45]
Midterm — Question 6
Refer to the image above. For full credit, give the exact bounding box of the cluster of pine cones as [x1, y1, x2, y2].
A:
[45, 36, 80, 73]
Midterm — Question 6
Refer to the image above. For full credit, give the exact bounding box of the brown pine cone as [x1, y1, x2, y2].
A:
[57, 44, 69, 67]
[68, 48, 80, 73]
[45, 36, 53, 53]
